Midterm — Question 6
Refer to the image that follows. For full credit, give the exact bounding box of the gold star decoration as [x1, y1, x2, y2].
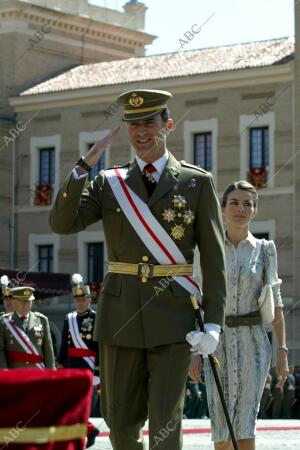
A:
[183, 210, 195, 225]
[162, 208, 176, 223]
[172, 194, 187, 209]
[170, 224, 185, 240]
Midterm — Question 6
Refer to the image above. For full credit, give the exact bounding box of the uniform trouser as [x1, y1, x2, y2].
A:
[99, 342, 191, 450]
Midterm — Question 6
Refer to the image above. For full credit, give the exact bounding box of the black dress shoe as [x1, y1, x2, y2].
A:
[86, 427, 99, 448]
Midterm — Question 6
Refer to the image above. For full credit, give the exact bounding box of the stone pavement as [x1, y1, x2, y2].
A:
[90, 418, 300, 449]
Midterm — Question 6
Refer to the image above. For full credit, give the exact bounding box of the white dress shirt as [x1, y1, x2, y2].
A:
[72, 151, 169, 182]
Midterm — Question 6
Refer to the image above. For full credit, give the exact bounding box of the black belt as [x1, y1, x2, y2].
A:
[225, 311, 262, 327]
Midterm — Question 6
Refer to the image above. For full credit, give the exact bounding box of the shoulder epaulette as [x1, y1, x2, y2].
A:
[180, 160, 208, 174]
[34, 311, 47, 319]
[0, 312, 12, 319]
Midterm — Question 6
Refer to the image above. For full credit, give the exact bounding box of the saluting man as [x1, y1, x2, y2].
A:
[0, 286, 55, 369]
[50, 89, 226, 450]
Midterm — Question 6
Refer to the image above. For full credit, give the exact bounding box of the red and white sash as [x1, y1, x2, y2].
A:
[68, 312, 95, 371]
[106, 167, 202, 302]
[3, 317, 45, 369]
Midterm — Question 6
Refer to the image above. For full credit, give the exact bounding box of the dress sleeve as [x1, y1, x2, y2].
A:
[267, 240, 283, 307]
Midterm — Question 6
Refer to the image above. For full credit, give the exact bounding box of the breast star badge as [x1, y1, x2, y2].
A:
[170, 224, 185, 240]
[183, 210, 195, 225]
[172, 195, 187, 209]
[162, 208, 176, 223]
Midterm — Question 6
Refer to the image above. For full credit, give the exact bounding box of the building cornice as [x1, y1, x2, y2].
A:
[0, 1, 155, 54]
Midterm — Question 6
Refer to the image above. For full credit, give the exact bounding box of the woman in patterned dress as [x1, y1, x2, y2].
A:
[205, 181, 289, 450]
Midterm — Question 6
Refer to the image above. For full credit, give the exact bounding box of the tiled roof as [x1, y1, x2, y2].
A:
[21, 37, 294, 96]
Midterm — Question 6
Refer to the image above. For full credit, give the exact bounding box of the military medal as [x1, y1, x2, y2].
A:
[86, 333, 92, 340]
[144, 172, 156, 183]
[162, 208, 176, 223]
[82, 317, 93, 332]
[183, 210, 195, 225]
[170, 224, 185, 240]
[172, 194, 187, 209]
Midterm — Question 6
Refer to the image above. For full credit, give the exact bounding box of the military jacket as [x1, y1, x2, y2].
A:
[58, 308, 99, 374]
[50, 152, 227, 348]
[0, 311, 55, 368]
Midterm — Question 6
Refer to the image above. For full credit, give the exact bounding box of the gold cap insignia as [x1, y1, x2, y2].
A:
[24, 289, 31, 296]
[128, 93, 144, 107]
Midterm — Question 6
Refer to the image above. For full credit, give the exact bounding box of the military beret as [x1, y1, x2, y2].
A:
[117, 89, 173, 122]
[11, 286, 35, 301]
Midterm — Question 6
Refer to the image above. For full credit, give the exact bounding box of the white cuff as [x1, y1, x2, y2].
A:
[71, 167, 89, 180]
[205, 323, 221, 334]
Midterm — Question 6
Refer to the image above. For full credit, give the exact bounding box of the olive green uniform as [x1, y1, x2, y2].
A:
[50, 152, 226, 449]
[0, 311, 55, 369]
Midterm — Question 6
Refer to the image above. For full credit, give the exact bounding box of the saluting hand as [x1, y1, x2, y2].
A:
[83, 125, 121, 168]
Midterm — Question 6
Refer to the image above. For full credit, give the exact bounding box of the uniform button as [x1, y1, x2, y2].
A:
[63, 192, 68, 198]
[116, 208, 121, 213]
[141, 277, 148, 283]
[142, 256, 149, 262]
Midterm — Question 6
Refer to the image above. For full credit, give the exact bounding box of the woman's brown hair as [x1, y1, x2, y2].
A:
[221, 180, 258, 208]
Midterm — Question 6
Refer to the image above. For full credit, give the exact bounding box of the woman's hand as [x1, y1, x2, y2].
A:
[188, 354, 203, 383]
[275, 349, 289, 388]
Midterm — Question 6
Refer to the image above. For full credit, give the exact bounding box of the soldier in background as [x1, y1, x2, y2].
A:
[0, 286, 55, 368]
[57, 273, 100, 447]
[282, 366, 296, 419]
[0, 275, 15, 315]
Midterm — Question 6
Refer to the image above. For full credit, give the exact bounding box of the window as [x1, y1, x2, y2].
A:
[38, 245, 53, 272]
[87, 143, 105, 180]
[30, 135, 60, 206]
[184, 119, 218, 184]
[249, 127, 269, 169]
[39, 147, 55, 184]
[240, 113, 274, 188]
[194, 132, 212, 171]
[87, 242, 104, 283]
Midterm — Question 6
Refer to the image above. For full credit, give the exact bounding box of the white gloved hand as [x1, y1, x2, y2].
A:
[186, 323, 221, 357]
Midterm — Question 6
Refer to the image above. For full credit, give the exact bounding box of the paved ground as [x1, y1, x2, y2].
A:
[90, 418, 300, 449]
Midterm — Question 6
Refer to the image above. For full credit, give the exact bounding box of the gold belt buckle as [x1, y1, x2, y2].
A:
[138, 263, 154, 282]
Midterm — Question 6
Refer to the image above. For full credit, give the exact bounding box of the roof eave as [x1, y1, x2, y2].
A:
[9, 62, 294, 112]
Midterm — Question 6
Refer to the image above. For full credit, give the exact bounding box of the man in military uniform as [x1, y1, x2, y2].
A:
[0, 275, 14, 316]
[50, 89, 226, 450]
[57, 273, 99, 375]
[57, 273, 100, 447]
[0, 286, 55, 368]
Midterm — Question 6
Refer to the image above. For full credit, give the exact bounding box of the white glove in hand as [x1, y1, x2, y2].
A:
[186, 323, 220, 356]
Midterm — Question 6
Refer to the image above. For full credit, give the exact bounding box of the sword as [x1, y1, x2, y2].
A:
[190, 295, 238, 450]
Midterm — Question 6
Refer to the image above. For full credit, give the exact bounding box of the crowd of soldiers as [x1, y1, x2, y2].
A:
[259, 365, 300, 419]
[0, 273, 100, 448]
